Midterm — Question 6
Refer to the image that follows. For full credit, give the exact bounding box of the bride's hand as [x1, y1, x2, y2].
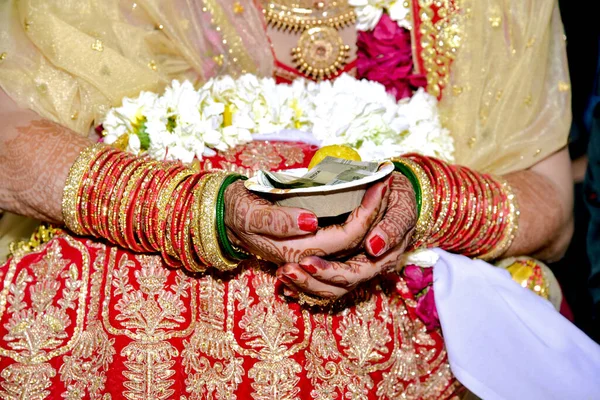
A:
[276, 172, 417, 299]
[224, 179, 390, 264]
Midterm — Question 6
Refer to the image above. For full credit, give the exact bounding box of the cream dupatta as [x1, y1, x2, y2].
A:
[432, 0, 571, 175]
[0, 0, 274, 136]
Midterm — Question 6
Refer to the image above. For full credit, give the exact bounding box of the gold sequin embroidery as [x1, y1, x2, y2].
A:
[413, 0, 463, 98]
[91, 39, 104, 52]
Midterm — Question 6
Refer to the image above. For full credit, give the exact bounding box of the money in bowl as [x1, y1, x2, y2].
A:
[245, 157, 395, 218]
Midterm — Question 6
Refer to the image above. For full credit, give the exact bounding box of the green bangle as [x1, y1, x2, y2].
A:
[216, 174, 249, 260]
[393, 161, 422, 216]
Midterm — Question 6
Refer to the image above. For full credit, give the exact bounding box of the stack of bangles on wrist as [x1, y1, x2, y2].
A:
[62, 143, 248, 273]
[393, 153, 519, 260]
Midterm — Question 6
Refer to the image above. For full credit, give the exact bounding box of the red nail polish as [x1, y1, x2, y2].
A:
[382, 185, 388, 196]
[302, 264, 318, 274]
[298, 213, 318, 232]
[278, 275, 292, 284]
[285, 272, 299, 280]
[369, 234, 386, 256]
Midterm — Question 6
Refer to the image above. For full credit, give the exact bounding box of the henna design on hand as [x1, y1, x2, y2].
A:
[0, 117, 93, 223]
[223, 180, 388, 264]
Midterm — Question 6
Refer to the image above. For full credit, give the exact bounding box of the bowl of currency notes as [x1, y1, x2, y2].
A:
[245, 157, 395, 218]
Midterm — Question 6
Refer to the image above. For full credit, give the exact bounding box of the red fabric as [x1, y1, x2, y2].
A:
[0, 143, 460, 398]
[0, 235, 459, 399]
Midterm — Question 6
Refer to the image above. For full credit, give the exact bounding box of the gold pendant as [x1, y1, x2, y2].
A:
[292, 26, 350, 80]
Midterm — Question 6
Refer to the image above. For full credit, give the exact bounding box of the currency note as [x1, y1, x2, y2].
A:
[259, 156, 380, 189]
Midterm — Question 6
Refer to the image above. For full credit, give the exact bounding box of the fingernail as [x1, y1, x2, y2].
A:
[382, 185, 388, 196]
[284, 272, 299, 281]
[301, 264, 318, 274]
[283, 287, 298, 297]
[369, 234, 386, 256]
[278, 275, 292, 284]
[298, 213, 318, 232]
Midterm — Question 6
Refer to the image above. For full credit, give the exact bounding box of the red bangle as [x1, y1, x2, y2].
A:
[107, 157, 145, 246]
[80, 148, 118, 236]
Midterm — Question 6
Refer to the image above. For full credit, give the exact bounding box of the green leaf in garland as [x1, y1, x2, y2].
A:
[136, 120, 151, 151]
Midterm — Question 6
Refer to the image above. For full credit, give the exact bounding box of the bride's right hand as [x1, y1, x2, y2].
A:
[223, 179, 390, 264]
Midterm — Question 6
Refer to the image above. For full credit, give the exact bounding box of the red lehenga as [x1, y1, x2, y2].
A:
[0, 141, 461, 399]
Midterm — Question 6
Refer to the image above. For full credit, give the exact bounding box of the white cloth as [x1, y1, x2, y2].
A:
[432, 249, 600, 400]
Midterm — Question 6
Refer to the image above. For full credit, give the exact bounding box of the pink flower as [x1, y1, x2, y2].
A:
[357, 14, 427, 100]
[403, 265, 433, 294]
[415, 288, 440, 331]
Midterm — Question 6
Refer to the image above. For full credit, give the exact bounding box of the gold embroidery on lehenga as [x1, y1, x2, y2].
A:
[61, 243, 116, 400]
[182, 277, 244, 399]
[216, 141, 307, 175]
[0, 237, 90, 399]
[1, 239, 456, 398]
[228, 265, 309, 399]
[60, 322, 116, 400]
[103, 252, 197, 400]
[0, 238, 90, 363]
[0, 363, 56, 400]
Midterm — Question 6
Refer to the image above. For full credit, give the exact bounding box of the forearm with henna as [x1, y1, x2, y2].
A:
[503, 169, 573, 262]
[0, 109, 93, 223]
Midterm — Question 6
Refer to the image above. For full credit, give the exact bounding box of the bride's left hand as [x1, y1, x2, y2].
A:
[276, 172, 417, 299]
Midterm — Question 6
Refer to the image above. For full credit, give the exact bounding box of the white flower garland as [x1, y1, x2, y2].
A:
[102, 74, 453, 164]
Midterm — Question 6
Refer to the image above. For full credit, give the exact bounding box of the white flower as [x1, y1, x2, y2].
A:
[349, 0, 385, 31]
[387, 0, 412, 30]
[102, 74, 453, 166]
[400, 249, 439, 268]
[102, 91, 158, 154]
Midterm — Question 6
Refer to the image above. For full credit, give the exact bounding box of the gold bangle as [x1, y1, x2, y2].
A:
[392, 158, 434, 247]
[184, 173, 212, 273]
[297, 292, 336, 307]
[479, 178, 520, 261]
[62, 143, 107, 235]
[198, 172, 239, 271]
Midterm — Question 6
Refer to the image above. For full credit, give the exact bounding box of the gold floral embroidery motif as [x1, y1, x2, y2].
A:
[0, 237, 90, 399]
[59, 322, 116, 400]
[304, 283, 452, 399]
[182, 277, 245, 399]
[103, 253, 197, 400]
[212, 141, 307, 174]
[1, 238, 89, 363]
[0, 363, 55, 400]
[272, 142, 306, 167]
[60, 244, 116, 400]
[228, 266, 307, 399]
[222, 141, 284, 170]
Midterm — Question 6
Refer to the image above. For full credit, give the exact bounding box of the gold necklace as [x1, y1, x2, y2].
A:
[263, 0, 355, 80]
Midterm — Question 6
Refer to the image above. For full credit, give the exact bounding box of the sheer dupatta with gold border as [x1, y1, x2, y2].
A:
[0, 0, 274, 136]
[410, 0, 570, 175]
